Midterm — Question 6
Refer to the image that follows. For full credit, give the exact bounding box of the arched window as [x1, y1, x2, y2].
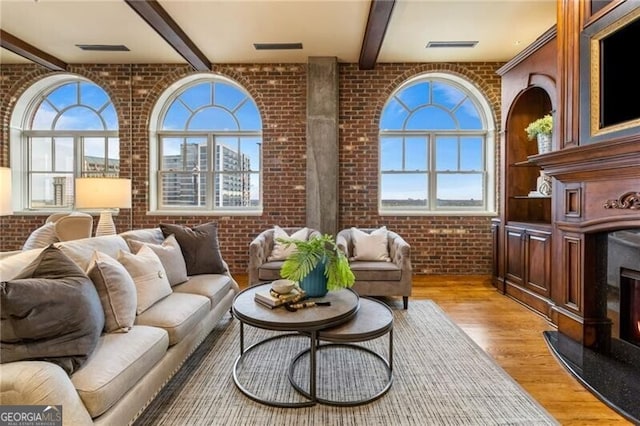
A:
[150, 75, 262, 213]
[379, 73, 495, 214]
[10, 76, 118, 210]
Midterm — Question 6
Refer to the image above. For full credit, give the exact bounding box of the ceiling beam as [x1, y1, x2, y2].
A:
[359, 0, 396, 70]
[124, 0, 210, 72]
[0, 30, 67, 71]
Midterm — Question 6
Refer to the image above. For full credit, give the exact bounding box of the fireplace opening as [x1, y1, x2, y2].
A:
[619, 269, 640, 346]
[545, 228, 640, 424]
[607, 229, 640, 350]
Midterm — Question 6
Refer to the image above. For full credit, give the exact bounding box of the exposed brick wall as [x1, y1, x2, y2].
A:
[0, 61, 503, 275]
[338, 63, 502, 274]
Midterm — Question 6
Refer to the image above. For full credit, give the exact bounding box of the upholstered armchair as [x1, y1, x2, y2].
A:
[248, 226, 321, 285]
[22, 212, 94, 251]
[336, 227, 412, 309]
[46, 212, 94, 241]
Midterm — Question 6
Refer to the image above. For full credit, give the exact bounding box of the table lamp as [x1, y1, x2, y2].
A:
[75, 177, 131, 236]
[0, 167, 12, 216]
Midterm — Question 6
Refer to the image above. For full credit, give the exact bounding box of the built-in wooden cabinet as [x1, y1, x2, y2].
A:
[493, 27, 557, 319]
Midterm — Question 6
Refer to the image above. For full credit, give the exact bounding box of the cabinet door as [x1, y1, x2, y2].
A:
[524, 229, 552, 298]
[505, 226, 525, 286]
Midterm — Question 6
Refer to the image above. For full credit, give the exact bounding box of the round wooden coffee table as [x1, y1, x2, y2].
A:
[232, 283, 359, 407]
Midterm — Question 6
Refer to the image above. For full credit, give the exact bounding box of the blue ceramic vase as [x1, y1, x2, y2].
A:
[299, 259, 328, 298]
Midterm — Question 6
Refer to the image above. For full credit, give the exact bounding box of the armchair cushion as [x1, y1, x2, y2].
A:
[268, 226, 309, 261]
[350, 226, 391, 262]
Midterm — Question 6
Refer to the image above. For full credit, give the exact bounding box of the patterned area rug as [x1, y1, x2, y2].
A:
[134, 300, 558, 425]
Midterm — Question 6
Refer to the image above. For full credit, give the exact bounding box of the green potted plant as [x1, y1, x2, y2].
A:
[277, 234, 355, 297]
[524, 114, 553, 154]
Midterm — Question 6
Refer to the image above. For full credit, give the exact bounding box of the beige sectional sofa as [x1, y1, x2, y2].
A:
[0, 228, 239, 425]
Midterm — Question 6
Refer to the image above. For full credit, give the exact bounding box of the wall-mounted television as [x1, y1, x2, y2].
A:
[580, 3, 640, 144]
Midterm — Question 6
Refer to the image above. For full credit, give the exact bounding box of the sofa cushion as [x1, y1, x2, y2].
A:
[71, 325, 169, 418]
[57, 235, 130, 271]
[86, 251, 137, 333]
[127, 234, 188, 286]
[0, 245, 104, 375]
[351, 227, 391, 262]
[160, 222, 227, 275]
[268, 226, 309, 261]
[173, 274, 233, 307]
[117, 246, 172, 315]
[349, 260, 402, 281]
[0, 248, 44, 281]
[22, 222, 58, 250]
[258, 260, 285, 281]
[135, 293, 209, 346]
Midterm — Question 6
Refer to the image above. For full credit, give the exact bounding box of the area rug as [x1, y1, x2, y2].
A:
[134, 300, 558, 425]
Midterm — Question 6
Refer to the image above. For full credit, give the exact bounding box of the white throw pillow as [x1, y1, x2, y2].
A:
[127, 234, 188, 286]
[351, 226, 391, 262]
[22, 222, 58, 251]
[117, 245, 172, 315]
[268, 226, 309, 261]
[87, 251, 137, 333]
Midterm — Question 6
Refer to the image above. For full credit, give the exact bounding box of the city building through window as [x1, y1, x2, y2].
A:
[152, 75, 262, 213]
[11, 75, 118, 211]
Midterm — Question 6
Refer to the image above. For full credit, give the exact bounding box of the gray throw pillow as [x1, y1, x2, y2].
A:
[159, 222, 227, 275]
[0, 245, 105, 375]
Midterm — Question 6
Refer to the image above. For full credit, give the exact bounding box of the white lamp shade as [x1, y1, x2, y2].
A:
[0, 167, 12, 216]
[75, 178, 132, 209]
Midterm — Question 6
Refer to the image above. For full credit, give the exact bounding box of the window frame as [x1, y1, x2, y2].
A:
[9, 75, 119, 213]
[149, 74, 263, 215]
[378, 73, 496, 216]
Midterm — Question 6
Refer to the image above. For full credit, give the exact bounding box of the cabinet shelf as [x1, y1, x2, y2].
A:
[512, 160, 538, 167]
[512, 195, 551, 199]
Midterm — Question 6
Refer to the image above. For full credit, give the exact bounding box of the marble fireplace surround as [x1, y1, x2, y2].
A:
[532, 136, 640, 423]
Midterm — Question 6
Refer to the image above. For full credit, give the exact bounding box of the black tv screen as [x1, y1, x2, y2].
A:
[600, 16, 640, 128]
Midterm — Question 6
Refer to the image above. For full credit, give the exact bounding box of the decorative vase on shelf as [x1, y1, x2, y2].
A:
[536, 170, 552, 196]
[536, 133, 552, 155]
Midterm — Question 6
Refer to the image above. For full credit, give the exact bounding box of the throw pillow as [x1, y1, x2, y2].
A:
[87, 251, 137, 333]
[117, 245, 172, 315]
[268, 226, 309, 261]
[0, 245, 104, 375]
[351, 226, 391, 262]
[22, 222, 58, 251]
[127, 234, 188, 286]
[159, 222, 227, 275]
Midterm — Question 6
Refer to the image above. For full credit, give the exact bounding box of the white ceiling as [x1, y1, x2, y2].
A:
[0, 0, 557, 66]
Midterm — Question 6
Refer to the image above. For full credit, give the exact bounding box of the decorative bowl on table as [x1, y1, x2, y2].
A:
[271, 279, 296, 294]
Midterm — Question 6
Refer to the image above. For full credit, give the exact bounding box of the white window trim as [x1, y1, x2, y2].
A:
[10, 74, 119, 213]
[378, 72, 497, 216]
[148, 73, 263, 216]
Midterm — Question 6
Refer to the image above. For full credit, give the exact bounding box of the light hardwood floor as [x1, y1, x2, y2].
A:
[236, 274, 631, 425]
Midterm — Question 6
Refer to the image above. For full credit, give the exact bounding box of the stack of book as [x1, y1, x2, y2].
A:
[254, 287, 305, 309]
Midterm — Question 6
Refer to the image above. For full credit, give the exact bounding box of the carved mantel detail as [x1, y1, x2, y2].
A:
[604, 192, 640, 210]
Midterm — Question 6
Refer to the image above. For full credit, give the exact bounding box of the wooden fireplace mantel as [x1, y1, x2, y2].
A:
[529, 135, 640, 182]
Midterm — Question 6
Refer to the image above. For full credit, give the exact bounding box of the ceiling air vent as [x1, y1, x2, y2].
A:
[253, 42, 303, 50]
[76, 44, 130, 52]
[426, 41, 478, 48]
